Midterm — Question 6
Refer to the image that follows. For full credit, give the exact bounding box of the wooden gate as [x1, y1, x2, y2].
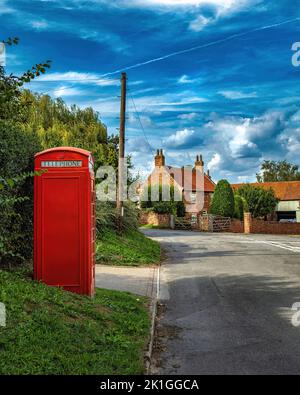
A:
[212, 215, 231, 232]
[199, 214, 231, 232]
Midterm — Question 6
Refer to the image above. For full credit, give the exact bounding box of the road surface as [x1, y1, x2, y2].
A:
[143, 229, 300, 375]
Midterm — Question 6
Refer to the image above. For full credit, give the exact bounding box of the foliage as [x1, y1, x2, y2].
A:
[0, 268, 149, 374]
[0, 121, 42, 262]
[96, 229, 161, 266]
[20, 91, 109, 170]
[257, 160, 300, 182]
[176, 200, 186, 217]
[152, 201, 176, 215]
[0, 177, 29, 265]
[96, 202, 118, 232]
[234, 194, 245, 221]
[209, 179, 235, 217]
[141, 184, 186, 217]
[96, 201, 139, 235]
[0, 38, 51, 122]
[235, 184, 278, 218]
[0, 36, 135, 268]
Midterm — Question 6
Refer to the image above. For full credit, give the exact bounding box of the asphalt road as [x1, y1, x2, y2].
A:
[143, 229, 300, 375]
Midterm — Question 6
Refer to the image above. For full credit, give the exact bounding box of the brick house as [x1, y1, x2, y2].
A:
[232, 181, 300, 223]
[142, 149, 215, 216]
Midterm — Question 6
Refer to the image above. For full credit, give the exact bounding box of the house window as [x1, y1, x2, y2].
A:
[190, 193, 197, 203]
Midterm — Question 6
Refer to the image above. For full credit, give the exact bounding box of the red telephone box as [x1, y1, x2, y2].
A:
[34, 147, 95, 296]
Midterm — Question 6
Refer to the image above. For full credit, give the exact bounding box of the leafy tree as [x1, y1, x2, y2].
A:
[0, 37, 51, 265]
[233, 195, 249, 220]
[234, 195, 244, 220]
[0, 38, 51, 122]
[141, 184, 186, 217]
[257, 160, 300, 182]
[235, 184, 278, 218]
[210, 180, 234, 217]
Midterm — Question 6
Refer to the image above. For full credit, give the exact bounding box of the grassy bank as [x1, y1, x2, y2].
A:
[0, 269, 150, 375]
[96, 229, 161, 266]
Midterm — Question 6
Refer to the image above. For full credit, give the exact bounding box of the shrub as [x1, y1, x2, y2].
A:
[235, 184, 278, 218]
[141, 184, 185, 217]
[96, 201, 139, 235]
[0, 121, 41, 262]
[210, 179, 235, 217]
[176, 201, 186, 217]
[152, 201, 176, 215]
[122, 201, 139, 232]
[96, 201, 117, 234]
[234, 195, 244, 220]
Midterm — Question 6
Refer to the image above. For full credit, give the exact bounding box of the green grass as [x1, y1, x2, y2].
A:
[140, 224, 169, 229]
[96, 229, 161, 266]
[0, 268, 150, 375]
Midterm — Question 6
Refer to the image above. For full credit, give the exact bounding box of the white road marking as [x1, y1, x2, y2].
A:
[234, 238, 300, 253]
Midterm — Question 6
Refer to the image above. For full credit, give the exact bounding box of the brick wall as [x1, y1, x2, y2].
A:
[140, 211, 170, 228]
[228, 219, 244, 233]
[251, 219, 300, 235]
[227, 214, 300, 235]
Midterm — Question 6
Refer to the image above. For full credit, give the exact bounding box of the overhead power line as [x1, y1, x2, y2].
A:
[128, 88, 154, 156]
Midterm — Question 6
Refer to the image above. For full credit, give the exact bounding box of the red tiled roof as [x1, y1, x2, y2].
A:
[231, 181, 300, 201]
[166, 166, 215, 192]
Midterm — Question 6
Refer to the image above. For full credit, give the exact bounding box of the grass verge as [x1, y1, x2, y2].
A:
[0, 268, 150, 375]
[96, 229, 161, 266]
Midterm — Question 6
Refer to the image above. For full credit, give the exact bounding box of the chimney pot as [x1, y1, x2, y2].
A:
[155, 148, 165, 167]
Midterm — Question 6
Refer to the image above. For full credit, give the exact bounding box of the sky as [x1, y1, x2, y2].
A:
[1, 0, 300, 182]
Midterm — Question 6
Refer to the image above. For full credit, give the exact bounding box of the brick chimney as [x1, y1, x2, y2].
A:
[195, 154, 204, 173]
[155, 149, 165, 167]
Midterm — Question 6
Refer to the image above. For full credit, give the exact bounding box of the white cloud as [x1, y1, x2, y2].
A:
[163, 128, 195, 148]
[128, 113, 153, 127]
[127, 0, 247, 8]
[189, 15, 213, 32]
[0, 0, 14, 14]
[202, 110, 291, 178]
[178, 75, 195, 84]
[178, 112, 199, 120]
[219, 90, 257, 100]
[53, 86, 82, 97]
[207, 153, 221, 170]
[31, 20, 49, 30]
[38, 72, 119, 86]
[98, 91, 209, 114]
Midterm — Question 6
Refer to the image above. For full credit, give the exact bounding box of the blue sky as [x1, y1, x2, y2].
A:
[1, 0, 300, 182]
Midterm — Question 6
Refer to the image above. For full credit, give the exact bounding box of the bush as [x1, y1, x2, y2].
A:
[210, 179, 234, 217]
[176, 201, 186, 217]
[0, 176, 29, 265]
[122, 201, 139, 232]
[0, 121, 41, 262]
[96, 201, 139, 235]
[235, 184, 278, 218]
[152, 201, 176, 215]
[141, 184, 186, 217]
[234, 195, 244, 220]
[96, 201, 117, 234]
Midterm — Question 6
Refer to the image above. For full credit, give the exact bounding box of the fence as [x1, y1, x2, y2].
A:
[199, 214, 231, 232]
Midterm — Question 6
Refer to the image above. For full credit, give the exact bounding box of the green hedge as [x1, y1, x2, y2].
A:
[0, 121, 41, 263]
[210, 179, 234, 218]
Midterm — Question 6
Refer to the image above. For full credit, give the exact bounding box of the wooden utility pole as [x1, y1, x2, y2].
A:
[117, 72, 127, 218]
